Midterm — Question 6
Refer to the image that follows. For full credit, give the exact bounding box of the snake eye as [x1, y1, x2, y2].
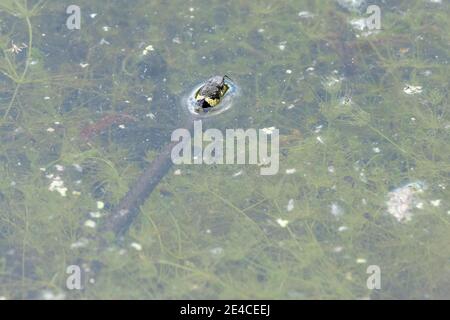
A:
[196, 99, 205, 107]
[195, 98, 209, 111]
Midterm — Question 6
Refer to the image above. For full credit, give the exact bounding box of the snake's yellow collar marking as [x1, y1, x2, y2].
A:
[194, 75, 231, 111]
[195, 84, 229, 107]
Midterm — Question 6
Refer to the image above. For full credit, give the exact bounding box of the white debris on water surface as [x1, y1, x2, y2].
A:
[340, 95, 353, 106]
[210, 247, 224, 256]
[261, 126, 276, 134]
[285, 168, 296, 175]
[173, 169, 182, 175]
[330, 203, 344, 217]
[333, 246, 344, 253]
[336, 0, 366, 12]
[48, 176, 68, 197]
[55, 164, 64, 172]
[142, 44, 155, 56]
[97, 201, 105, 209]
[430, 199, 441, 207]
[298, 11, 315, 19]
[70, 238, 89, 249]
[232, 170, 243, 177]
[356, 258, 367, 264]
[286, 199, 294, 212]
[386, 181, 426, 222]
[349, 18, 367, 31]
[146, 112, 156, 119]
[403, 85, 423, 95]
[130, 242, 143, 251]
[338, 225, 348, 232]
[99, 38, 110, 45]
[84, 220, 97, 228]
[46, 127, 55, 132]
[276, 218, 289, 228]
[349, 17, 379, 37]
[89, 211, 102, 218]
[40, 290, 65, 300]
[323, 75, 344, 88]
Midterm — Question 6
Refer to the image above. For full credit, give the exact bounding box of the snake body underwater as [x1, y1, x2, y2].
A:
[100, 75, 237, 236]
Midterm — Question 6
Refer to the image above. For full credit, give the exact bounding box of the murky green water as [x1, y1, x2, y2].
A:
[0, 0, 449, 299]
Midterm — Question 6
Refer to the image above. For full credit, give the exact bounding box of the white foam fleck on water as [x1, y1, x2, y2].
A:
[276, 218, 289, 228]
[232, 170, 243, 177]
[89, 211, 102, 218]
[97, 201, 105, 209]
[286, 199, 294, 212]
[386, 181, 426, 222]
[333, 246, 344, 253]
[403, 85, 423, 95]
[48, 176, 67, 197]
[262, 126, 276, 134]
[70, 238, 89, 249]
[84, 220, 97, 228]
[356, 258, 367, 264]
[210, 247, 223, 255]
[286, 168, 296, 175]
[298, 11, 315, 19]
[130, 242, 143, 251]
[331, 203, 344, 217]
[41, 290, 65, 300]
[430, 199, 441, 207]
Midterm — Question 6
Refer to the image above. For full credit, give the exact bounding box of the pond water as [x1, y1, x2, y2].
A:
[0, 0, 449, 299]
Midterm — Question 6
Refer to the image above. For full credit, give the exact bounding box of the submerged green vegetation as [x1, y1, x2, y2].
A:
[0, 0, 449, 299]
